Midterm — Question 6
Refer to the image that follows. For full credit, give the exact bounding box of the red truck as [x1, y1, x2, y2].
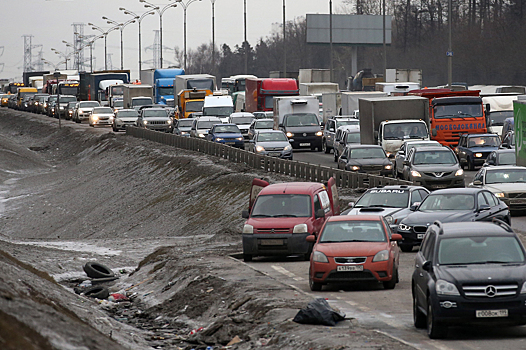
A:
[244, 78, 299, 112]
[241, 178, 340, 262]
[408, 89, 486, 148]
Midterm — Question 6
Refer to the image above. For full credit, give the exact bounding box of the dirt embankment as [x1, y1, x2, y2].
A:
[0, 109, 409, 350]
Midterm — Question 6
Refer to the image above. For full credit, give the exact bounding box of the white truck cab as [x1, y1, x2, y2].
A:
[378, 119, 430, 157]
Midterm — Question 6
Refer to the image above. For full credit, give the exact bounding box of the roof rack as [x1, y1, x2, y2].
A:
[492, 218, 513, 233]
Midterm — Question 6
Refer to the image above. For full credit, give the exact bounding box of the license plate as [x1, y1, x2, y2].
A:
[417, 234, 425, 239]
[269, 152, 281, 156]
[433, 184, 448, 189]
[260, 239, 284, 246]
[476, 309, 508, 318]
[226, 142, 235, 144]
[337, 265, 364, 272]
[299, 143, 311, 147]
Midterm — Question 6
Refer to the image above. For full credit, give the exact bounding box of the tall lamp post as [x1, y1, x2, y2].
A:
[283, 0, 286, 77]
[177, 0, 203, 72]
[211, 0, 217, 72]
[62, 40, 80, 72]
[41, 58, 60, 71]
[329, 0, 333, 82]
[79, 35, 104, 72]
[447, 0, 453, 88]
[102, 16, 136, 70]
[120, 8, 156, 77]
[51, 48, 70, 69]
[140, 0, 179, 69]
[88, 23, 120, 70]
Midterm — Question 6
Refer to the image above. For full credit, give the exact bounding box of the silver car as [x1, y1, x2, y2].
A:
[89, 107, 115, 127]
[136, 108, 173, 132]
[322, 117, 359, 154]
[74, 101, 100, 123]
[247, 118, 274, 140]
[249, 130, 293, 160]
[113, 109, 139, 131]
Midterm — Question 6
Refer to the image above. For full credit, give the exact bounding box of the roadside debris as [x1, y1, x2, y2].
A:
[293, 298, 346, 326]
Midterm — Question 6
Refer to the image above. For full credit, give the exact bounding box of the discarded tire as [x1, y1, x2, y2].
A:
[83, 286, 110, 299]
[83, 262, 115, 279]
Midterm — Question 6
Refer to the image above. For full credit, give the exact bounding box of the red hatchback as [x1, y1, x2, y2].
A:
[307, 215, 402, 291]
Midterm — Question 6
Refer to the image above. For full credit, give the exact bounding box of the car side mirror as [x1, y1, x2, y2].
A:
[306, 235, 316, 243]
[403, 160, 410, 166]
[289, 139, 294, 143]
[478, 204, 491, 212]
[472, 180, 482, 186]
[320, 122, 325, 128]
[391, 233, 403, 241]
[422, 260, 432, 272]
[279, 123, 283, 128]
[348, 201, 355, 208]
[431, 129, 437, 137]
[315, 209, 325, 219]
[242, 210, 250, 218]
[329, 127, 335, 132]
[410, 202, 420, 211]
[340, 154, 347, 160]
[388, 153, 395, 159]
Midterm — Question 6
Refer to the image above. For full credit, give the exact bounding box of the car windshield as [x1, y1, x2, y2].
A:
[93, 107, 113, 114]
[178, 119, 194, 127]
[438, 236, 525, 265]
[468, 136, 500, 147]
[434, 104, 483, 118]
[419, 194, 475, 211]
[319, 221, 386, 243]
[203, 106, 234, 117]
[497, 153, 516, 165]
[68, 102, 77, 107]
[80, 102, 99, 108]
[355, 189, 409, 208]
[337, 119, 359, 127]
[346, 132, 360, 144]
[284, 113, 319, 127]
[158, 87, 173, 96]
[231, 116, 254, 125]
[489, 111, 514, 126]
[114, 100, 124, 107]
[384, 122, 428, 140]
[186, 100, 204, 112]
[59, 96, 76, 103]
[214, 125, 240, 133]
[197, 121, 219, 129]
[117, 111, 138, 118]
[486, 169, 526, 184]
[257, 132, 288, 142]
[413, 150, 457, 165]
[132, 98, 152, 106]
[350, 148, 386, 159]
[255, 120, 274, 129]
[251, 194, 311, 218]
[143, 110, 168, 118]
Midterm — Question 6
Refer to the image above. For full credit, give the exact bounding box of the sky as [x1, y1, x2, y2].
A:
[0, 0, 344, 81]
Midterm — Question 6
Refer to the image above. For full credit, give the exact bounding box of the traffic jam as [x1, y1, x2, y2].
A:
[3, 69, 526, 341]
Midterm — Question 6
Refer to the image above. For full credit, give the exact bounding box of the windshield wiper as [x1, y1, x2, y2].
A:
[365, 204, 392, 208]
[272, 214, 299, 217]
[250, 214, 272, 218]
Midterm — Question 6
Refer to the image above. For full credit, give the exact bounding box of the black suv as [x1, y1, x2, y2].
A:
[412, 220, 526, 339]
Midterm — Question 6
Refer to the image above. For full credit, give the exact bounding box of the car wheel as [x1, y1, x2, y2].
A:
[383, 267, 398, 289]
[113, 126, 118, 132]
[427, 298, 447, 339]
[243, 254, 252, 262]
[334, 150, 338, 162]
[83, 286, 110, 299]
[309, 269, 322, 291]
[83, 262, 115, 279]
[413, 290, 426, 329]
[468, 157, 475, 171]
[322, 140, 330, 154]
[400, 244, 413, 253]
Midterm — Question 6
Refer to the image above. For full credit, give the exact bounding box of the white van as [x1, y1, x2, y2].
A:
[203, 95, 234, 123]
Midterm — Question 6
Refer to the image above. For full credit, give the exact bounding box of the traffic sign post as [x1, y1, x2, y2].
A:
[446, 51, 454, 57]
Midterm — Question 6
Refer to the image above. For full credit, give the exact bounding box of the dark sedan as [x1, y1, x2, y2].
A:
[206, 124, 245, 148]
[455, 133, 501, 170]
[337, 144, 393, 176]
[483, 149, 516, 166]
[396, 188, 510, 252]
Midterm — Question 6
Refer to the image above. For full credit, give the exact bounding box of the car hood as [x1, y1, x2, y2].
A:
[402, 210, 474, 226]
[284, 125, 321, 133]
[317, 242, 389, 258]
[144, 117, 169, 121]
[411, 164, 460, 172]
[436, 264, 526, 285]
[483, 183, 526, 193]
[92, 113, 114, 117]
[117, 116, 138, 122]
[236, 125, 250, 130]
[467, 146, 500, 153]
[347, 158, 391, 166]
[246, 217, 310, 229]
[214, 132, 243, 138]
[348, 207, 404, 217]
[257, 141, 291, 148]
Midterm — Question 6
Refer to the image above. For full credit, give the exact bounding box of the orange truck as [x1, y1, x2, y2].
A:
[408, 89, 486, 148]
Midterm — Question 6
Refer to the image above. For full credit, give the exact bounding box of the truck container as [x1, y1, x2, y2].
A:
[298, 69, 331, 84]
[78, 70, 130, 102]
[122, 84, 154, 109]
[321, 92, 341, 122]
[245, 78, 299, 113]
[375, 82, 420, 96]
[174, 74, 216, 99]
[359, 96, 430, 156]
[384, 69, 422, 85]
[341, 91, 388, 119]
[23, 71, 50, 87]
[408, 89, 486, 148]
[141, 68, 185, 105]
[299, 83, 339, 102]
[178, 88, 213, 118]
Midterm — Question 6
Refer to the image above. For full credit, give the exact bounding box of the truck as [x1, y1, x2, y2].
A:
[299, 82, 339, 104]
[482, 94, 518, 136]
[202, 95, 234, 123]
[273, 95, 322, 151]
[408, 89, 486, 148]
[245, 78, 299, 113]
[140, 68, 185, 106]
[375, 82, 420, 96]
[78, 70, 130, 102]
[359, 96, 430, 157]
[227, 75, 257, 95]
[57, 81, 79, 96]
[384, 69, 422, 85]
[122, 84, 154, 110]
[298, 69, 331, 84]
[174, 74, 216, 100]
[178, 88, 213, 118]
[341, 91, 388, 119]
[28, 76, 44, 92]
[321, 92, 341, 122]
[23, 71, 49, 87]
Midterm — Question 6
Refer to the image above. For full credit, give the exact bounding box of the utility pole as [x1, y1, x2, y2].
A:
[447, 0, 453, 88]
[329, 0, 333, 83]
[244, 0, 247, 74]
[383, 0, 386, 75]
[283, 0, 286, 77]
[23, 35, 34, 72]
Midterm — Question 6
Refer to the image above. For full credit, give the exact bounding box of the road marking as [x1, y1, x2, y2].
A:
[271, 265, 304, 281]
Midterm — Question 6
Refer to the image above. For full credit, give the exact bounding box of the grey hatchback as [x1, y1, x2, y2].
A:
[337, 144, 393, 176]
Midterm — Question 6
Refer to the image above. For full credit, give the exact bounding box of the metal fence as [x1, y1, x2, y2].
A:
[126, 127, 413, 189]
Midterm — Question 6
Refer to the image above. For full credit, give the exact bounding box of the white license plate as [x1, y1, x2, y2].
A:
[476, 309, 508, 318]
[433, 184, 448, 189]
[417, 234, 425, 239]
[260, 239, 284, 246]
[299, 143, 311, 147]
[337, 265, 364, 272]
[269, 152, 281, 156]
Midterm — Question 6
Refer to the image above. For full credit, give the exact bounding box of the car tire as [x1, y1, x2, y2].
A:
[383, 267, 398, 289]
[83, 286, 110, 299]
[468, 157, 475, 171]
[112, 126, 118, 132]
[322, 140, 330, 154]
[413, 290, 426, 329]
[243, 254, 252, 262]
[83, 262, 115, 279]
[427, 299, 447, 339]
[400, 244, 413, 253]
[334, 150, 338, 162]
[309, 270, 322, 291]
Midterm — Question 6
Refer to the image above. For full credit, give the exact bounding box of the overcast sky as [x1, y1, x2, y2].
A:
[0, 0, 344, 80]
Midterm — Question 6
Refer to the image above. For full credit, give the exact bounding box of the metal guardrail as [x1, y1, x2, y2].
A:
[126, 127, 413, 189]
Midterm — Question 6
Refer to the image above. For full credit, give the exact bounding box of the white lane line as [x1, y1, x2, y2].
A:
[271, 265, 304, 281]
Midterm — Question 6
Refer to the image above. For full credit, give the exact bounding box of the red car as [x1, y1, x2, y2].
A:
[307, 215, 402, 291]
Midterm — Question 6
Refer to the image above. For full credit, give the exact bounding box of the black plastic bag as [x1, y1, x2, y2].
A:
[293, 298, 346, 326]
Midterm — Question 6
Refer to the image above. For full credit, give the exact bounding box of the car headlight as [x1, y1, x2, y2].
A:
[351, 165, 360, 171]
[455, 169, 464, 176]
[398, 223, 411, 231]
[215, 137, 224, 141]
[255, 145, 265, 152]
[495, 192, 505, 198]
[384, 164, 392, 170]
[372, 250, 389, 262]
[143, 120, 148, 124]
[167, 119, 172, 124]
[313, 251, 329, 263]
[236, 137, 244, 141]
[315, 131, 323, 137]
[92, 115, 99, 121]
[436, 279, 460, 296]
[385, 215, 393, 225]
[293, 224, 308, 233]
[411, 170, 421, 177]
[475, 153, 483, 158]
[286, 132, 294, 138]
[243, 224, 254, 234]
[109, 116, 114, 121]
[198, 133, 205, 138]
[284, 144, 292, 151]
[181, 131, 188, 135]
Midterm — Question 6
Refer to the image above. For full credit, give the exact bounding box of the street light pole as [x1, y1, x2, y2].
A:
[329, 0, 333, 83]
[89, 23, 120, 71]
[178, 0, 203, 72]
[448, 0, 453, 88]
[244, 0, 247, 74]
[211, 0, 216, 72]
[121, 9, 156, 77]
[103, 17, 136, 70]
[283, 0, 286, 77]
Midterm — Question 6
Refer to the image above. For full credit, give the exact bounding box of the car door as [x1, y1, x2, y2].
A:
[326, 120, 335, 148]
[414, 231, 436, 312]
[403, 148, 415, 180]
[326, 177, 340, 215]
[249, 178, 269, 212]
[482, 190, 509, 222]
[312, 193, 326, 236]
[337, 147, 349, 169]
[456, 135, 466, 162]
[475, 191, 494, 221]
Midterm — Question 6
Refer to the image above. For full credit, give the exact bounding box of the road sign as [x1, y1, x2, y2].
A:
[446, 51, 454, 57]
